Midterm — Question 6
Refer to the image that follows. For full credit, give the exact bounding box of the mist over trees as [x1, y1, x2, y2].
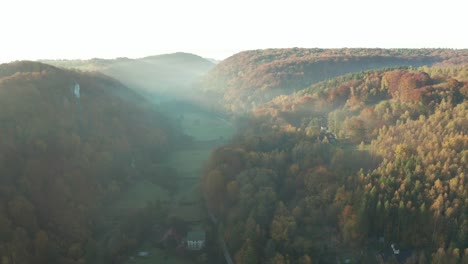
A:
[41, 52, 216, 103]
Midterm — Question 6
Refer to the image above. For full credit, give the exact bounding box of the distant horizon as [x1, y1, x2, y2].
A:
[2, 46, 468, 65]
[2, 0, 467, 64]
[0, 49, 236, 64]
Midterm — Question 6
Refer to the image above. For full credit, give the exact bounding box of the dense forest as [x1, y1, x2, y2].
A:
[201, 48, 468, 113]
[1, 48, 467, 264]
[0, 62, 187, 263]
[202, 62, 468, 263]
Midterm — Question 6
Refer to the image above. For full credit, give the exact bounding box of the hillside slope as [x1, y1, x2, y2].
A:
[0, 61, 183, 263]
[202, 64, 468, 263]
[201, 48, 468, 112]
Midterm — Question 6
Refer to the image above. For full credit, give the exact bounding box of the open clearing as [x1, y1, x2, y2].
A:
[166, 146, 213, 176]
[111, 180, 171, 211]
[179, 112, 234, 141]
[121, 107, 234, 264]
[124, 247, 192, 264]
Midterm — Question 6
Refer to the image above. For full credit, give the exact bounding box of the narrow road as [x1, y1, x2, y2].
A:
[207, 212, 234, 264]
[219, 231, 234, 264]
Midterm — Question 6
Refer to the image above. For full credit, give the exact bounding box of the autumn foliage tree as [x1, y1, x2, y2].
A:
[0, 61, 181, 263]
[202, 63, 468, 263]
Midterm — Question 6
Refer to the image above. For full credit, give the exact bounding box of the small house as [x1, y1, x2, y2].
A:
[391, 243, 400, 254]
[186, 230, 206, 250]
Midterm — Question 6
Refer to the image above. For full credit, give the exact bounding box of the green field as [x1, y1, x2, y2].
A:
[124, 247, 192, 264]
[111, 180, 171, 211]
[179, 112, 234, 141]
[166, 146, 213, 176]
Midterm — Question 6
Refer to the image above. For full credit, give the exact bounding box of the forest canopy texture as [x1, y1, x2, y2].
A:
[0, 61, 183, 263]
[1, 48, 467, 264]
[201, 49, 468, 264]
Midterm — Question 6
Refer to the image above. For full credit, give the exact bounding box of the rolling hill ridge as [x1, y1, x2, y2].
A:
[41, 52, 215, 101]
[201, 48, 468, 112]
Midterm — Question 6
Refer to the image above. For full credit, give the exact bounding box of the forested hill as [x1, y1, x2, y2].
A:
[200, 48, 468, 112]
[40, 52, 215, 100]
[0, 61, 184, 263]
[0, 60, 63, 79]
[202, 65, 468, 263]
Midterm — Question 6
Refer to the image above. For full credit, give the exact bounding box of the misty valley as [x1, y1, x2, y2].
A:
[0, 49, 467, 264]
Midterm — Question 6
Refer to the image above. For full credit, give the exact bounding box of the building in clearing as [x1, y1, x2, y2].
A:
[186, 230, 206, 250]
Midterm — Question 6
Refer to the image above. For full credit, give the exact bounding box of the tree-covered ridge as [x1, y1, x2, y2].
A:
[40, 52, 213, 71]
[202, 65, 467, 263]
[0, 62, 183, 264]
[0, 60, 63, 79]
[201, 48, 468, 112]
[254, 66, 468, 143]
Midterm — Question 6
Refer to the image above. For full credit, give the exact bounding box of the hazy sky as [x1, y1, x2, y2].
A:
[1, 0, 466, 63]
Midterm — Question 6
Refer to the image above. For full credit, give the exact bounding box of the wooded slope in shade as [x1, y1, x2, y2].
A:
[0, 61, 183, 264]
[200, 48, 468, 112]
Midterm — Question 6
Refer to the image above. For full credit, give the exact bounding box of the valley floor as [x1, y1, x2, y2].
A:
[112, 105, 235, 264]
